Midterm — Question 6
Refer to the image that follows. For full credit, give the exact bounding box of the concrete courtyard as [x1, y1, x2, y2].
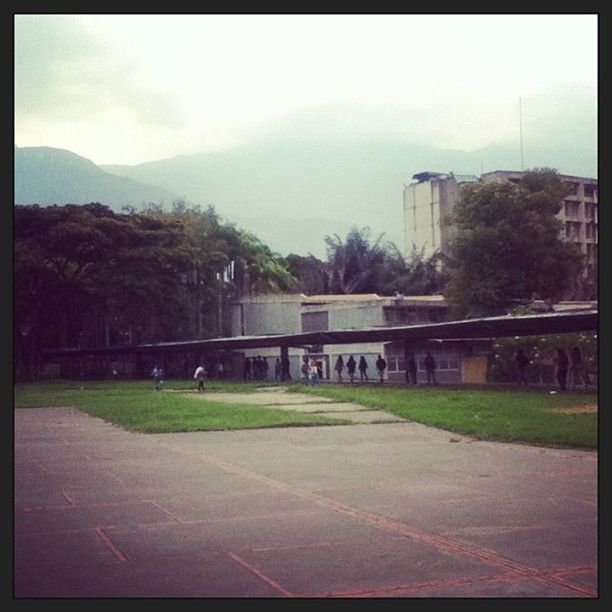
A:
[14, 392, 597, 598]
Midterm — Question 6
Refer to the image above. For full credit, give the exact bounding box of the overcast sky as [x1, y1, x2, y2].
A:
[14, 14, 598, 167]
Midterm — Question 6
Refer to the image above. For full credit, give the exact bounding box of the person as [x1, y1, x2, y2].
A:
[375, 354, 387, 383]
[358, 356, 368, 381]
[346, 355, 356, 383]
[554, 348, 569, 391]
[151, 365, 163, 391]
[407, 356, 417, 385]
[193, 363, 206, 392]
[301, 357, 310, 382]
[215, 361, 224, 380]
[275, 358, 282, 380]
[262, 357, 269, 380]
[334, 355, 344, 382]
[424, 353, 436, 386]
[244, 357, 252, 380]
[570, 346, 587, 388]
[308, 358, 319, 385]
[281, 356, 292, 380]
[514, 349, 530, 386]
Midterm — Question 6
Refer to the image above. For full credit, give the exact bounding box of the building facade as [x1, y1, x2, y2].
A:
[230, 293, 490, 384]
[403, 170, 598, 271]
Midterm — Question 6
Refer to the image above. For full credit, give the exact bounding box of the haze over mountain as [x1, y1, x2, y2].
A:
[15, 146, 178, 211]
[15, 139, 597, 258]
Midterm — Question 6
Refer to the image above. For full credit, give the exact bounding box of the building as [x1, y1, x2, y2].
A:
[403, 170, 598, 271]
[230, 293, 491, 384]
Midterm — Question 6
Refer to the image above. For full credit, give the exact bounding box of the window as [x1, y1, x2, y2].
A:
[301, 311, 329, 332]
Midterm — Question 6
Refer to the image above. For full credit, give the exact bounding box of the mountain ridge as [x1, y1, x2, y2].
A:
[15, 140, 596, 257]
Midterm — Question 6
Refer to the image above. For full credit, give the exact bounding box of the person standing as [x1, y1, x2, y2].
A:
[308, 359, 319, 385]
[407, 356, 418, 385]
[424, 353, 437, 386]
[193, 363, 206, 392]
[375, 354, 387, 383]
[554, 348, 569, 391]
[346, 355, 356, 383]
[570, 346, 587, 388]
[334, 355, 344, 382]
[275, 358, 282, 380]
[514, 349, 530, 386]
[358, 356, 368, 381]
[244, 357, 252, 380]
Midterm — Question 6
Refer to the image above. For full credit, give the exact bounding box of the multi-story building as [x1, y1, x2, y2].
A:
[403, 170, 598, 271]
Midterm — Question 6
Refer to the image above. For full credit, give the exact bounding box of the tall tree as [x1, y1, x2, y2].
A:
[444, 168, 583, 319]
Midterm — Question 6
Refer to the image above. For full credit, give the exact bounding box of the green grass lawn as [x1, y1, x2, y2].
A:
[289, 383, 598, 449]
[13, 379, 348, 433]
[14, 379, 597, 448]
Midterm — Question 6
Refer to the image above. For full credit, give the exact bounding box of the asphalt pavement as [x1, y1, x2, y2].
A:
[14, 391, 597, 598]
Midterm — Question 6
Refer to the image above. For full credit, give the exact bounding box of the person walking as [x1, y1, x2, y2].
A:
[424, 352, 437, 386]
[151, 366, 163, 391]
[358, 356, 368, 382]
[334, 355, 344, 382]
[193, 363, 206, 392]
[375, 354, 387, 383]
[554, 348, 569, 391]
[514, 349, 530, 386]
[346, 355, 356, 383]
[407, 356, 418, 385]
[301, 357, 310, 382]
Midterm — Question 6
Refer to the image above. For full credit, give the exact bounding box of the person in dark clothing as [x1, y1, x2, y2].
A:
[554, 348, 569, 391]
[334, 355, 344, 382]
[244, 357, 252, 380]
[358, 356, 368, 381]
[346, 355, 356, 383]
[274, 358, 282, 380]
[407, 356, 418, 385]
[570, 346, 588, 388]
[424, 353, 436, 386]
[514, 349, 530, 386]
[375, 354, 387, 383]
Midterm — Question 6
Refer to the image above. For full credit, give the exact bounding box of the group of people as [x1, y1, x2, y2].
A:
[329, 353, 437, 385]
[243, 356, 269, 380]
[514, 345, 590, 391]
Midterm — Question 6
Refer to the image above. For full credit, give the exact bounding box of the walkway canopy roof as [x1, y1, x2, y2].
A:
[42, 309, 598, 357]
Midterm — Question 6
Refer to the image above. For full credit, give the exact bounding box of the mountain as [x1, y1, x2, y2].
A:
[102, 138, 596, 257]
[14, 146, 179, 211]
[15, 140, 597, 258]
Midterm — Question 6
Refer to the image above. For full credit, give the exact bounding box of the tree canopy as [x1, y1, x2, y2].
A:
[443, 168, 583, 319]
[14, 203, 296, 376]
[287, 226, 447, 296]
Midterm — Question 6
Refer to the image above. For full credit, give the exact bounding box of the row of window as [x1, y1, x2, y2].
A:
[386, 356, 460, 372]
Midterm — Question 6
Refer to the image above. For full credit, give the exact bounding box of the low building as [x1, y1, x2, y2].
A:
[230, 293, 491, 384]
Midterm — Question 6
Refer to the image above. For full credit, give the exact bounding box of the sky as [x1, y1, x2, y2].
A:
[14, 14, 598, 167]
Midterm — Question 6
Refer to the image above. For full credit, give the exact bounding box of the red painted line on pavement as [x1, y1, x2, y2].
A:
[227, 551, 294, 597]
[94, 526, 129, 563]
[62, 490, 77, 506]
[157, 439, 597, 598]
[313, 564, 598, 598]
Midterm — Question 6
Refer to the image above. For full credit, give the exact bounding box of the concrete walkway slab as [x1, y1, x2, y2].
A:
[14, 406, 597, 598]
[185, 388, 404, 424]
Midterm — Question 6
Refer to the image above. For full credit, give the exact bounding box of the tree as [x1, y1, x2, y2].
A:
[444, 168, 583, 319]
[294, 227, 447, 297]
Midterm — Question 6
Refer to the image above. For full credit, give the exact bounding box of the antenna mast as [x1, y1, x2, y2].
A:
[519, 97, 524, 171]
